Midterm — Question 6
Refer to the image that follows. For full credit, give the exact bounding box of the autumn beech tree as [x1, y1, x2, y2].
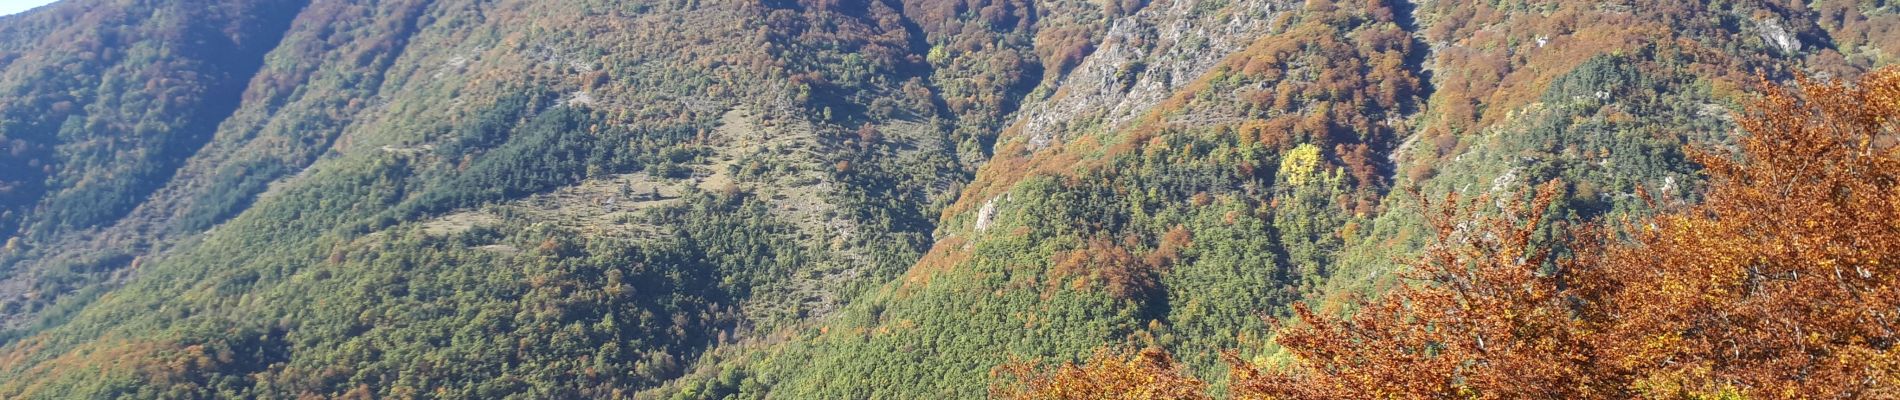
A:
[1236, 67, 1900, 398]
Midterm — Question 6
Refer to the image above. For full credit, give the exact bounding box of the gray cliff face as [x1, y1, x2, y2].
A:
[1019, 0, 1292, 151]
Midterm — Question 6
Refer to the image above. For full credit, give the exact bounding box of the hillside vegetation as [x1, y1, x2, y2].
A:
[1001, 67, 1900, 398]
[0, 0, 1893, 398]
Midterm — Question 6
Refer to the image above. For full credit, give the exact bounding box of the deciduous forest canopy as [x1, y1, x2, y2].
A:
[1000, 67, 1900, 399]
[0, 0, 1894, 398]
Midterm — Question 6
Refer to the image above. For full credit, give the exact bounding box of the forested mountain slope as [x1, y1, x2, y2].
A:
[0, 0, 1892, 398]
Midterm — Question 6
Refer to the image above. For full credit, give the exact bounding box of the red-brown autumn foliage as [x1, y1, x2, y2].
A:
[1049, 237, 1157, 301]
[1236, 67, 1900, 399]
[991, 347, 1210, 400]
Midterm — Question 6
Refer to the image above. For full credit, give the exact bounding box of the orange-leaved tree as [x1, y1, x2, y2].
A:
[1236, 67, 1900, 398]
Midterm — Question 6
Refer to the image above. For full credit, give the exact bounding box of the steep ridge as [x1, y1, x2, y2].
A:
[0, 0, 437, 336]
[0, 0, 306, 238]
[0, 0, 308, 330]
[0, 0, 1892, 398]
